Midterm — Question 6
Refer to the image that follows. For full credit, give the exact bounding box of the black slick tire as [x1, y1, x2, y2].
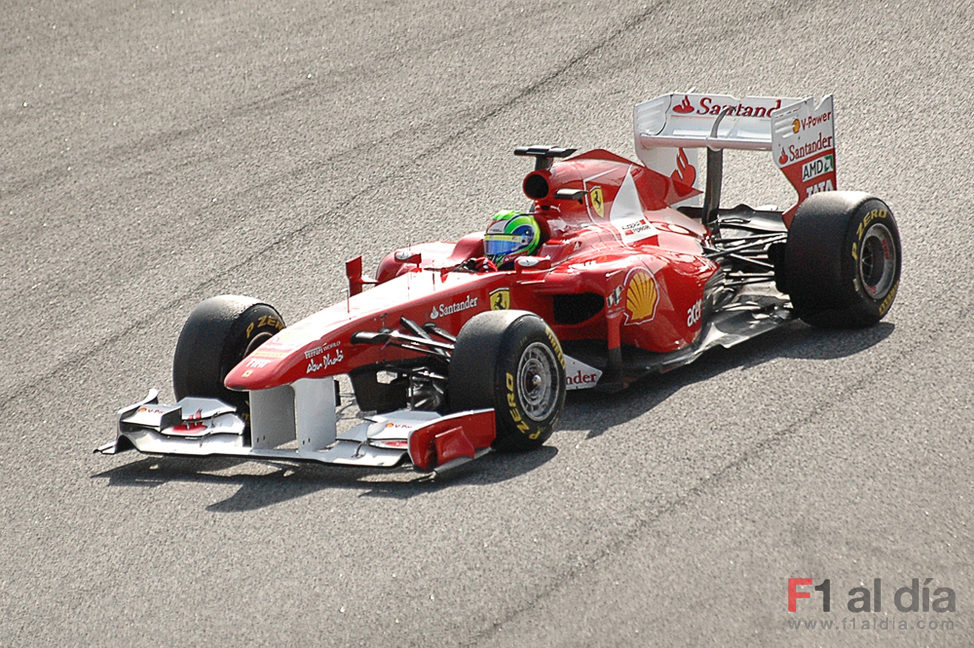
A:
[785, 191, 901, 328]
[172, 295, 285, 415]
[449, 310, 566, 451]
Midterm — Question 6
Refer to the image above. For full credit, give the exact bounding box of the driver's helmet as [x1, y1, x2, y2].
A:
[484, 210, 541, 267]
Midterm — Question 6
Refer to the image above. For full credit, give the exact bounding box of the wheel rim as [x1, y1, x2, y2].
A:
[516, 342, 559, 421]
[859, 223, 897, 299]
[243, 331, 275, 358]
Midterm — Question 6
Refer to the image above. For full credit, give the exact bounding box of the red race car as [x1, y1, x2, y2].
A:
[97, 93, 901, 474]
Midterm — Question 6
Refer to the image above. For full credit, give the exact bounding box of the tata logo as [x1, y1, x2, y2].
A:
[806, 178, 835, 196]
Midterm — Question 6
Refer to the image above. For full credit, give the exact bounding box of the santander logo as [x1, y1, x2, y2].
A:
[671, 95, 783, 118]
[673, 95, 695, 114]
[566, 369, 599, 387]
[670, 147, 696, 196]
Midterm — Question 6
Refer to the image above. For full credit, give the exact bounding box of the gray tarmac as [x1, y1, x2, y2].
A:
[2, 0, 972, 646]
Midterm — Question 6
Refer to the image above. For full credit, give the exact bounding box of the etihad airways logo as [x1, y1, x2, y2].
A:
[673, 95, 783, 118]
[429, 295, 478, 320]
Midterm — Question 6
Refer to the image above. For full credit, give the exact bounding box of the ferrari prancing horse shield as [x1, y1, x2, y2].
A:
[589, 186, 605, 218]
[490, 287, 510, 310]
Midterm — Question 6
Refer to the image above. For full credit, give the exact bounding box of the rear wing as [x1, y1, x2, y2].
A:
[633, 92, 837, 225]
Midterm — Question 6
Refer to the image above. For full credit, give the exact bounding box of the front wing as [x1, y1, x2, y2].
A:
[96, 383, 495, 474]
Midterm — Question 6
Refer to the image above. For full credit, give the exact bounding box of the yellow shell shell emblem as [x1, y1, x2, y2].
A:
[624, 268, 659, 324]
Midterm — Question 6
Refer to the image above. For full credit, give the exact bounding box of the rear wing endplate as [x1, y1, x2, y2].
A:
[633, 93, 837, 224]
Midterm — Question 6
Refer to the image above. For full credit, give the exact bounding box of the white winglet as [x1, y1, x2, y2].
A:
[771, 95, 837, 201]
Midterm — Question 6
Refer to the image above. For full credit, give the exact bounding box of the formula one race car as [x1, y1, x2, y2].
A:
[97, 92, 901, 474]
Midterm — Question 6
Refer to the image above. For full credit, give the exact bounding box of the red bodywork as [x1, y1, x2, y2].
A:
[224, 149, 719, 393]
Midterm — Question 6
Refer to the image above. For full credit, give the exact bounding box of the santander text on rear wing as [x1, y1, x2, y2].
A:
[633, 92, 837, 223]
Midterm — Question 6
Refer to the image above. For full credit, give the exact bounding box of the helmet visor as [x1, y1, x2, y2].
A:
[484, 233, 531, 258]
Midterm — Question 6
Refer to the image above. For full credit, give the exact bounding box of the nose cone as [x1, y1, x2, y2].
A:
[224, 267, 509, 392]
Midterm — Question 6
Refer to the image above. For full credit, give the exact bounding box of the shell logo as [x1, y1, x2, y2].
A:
[624, 268, 659, 324]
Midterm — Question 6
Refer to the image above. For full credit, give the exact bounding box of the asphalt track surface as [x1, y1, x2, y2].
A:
[2, 1, 972, 646]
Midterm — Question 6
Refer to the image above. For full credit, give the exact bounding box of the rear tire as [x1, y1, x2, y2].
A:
[785, 191, 901, 328]
[172, 295, 285, 415]
[449, 310, 566, 451]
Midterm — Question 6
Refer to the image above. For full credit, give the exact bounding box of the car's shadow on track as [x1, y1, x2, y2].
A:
[90, 322, 889, 508]
[90, 445, 558, 511]
[565, 321, 895, 440]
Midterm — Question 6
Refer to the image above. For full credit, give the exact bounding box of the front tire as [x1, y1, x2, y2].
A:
[449, 310, 566, 451]
[785, 191, 901, 328]
[172, 295, 285, 415]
